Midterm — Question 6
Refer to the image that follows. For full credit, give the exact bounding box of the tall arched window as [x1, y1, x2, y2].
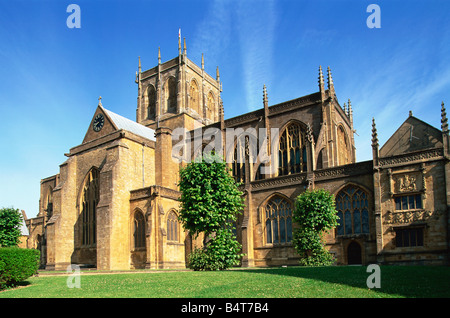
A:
[166, 77, 177, 114]
[189, 80, 200, 114]
[81, 168, 99, 246]
[133, 211, 146, 249]
[264, 196, 293, 244]
[167, 210, 179, 242]
[337, 126, 350, 165]
[147, 85, 156, 120]
[278, 123, 307, 176]
[335, 185, 369, 236]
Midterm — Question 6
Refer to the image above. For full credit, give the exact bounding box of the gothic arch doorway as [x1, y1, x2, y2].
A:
[347, 241, 362, 265]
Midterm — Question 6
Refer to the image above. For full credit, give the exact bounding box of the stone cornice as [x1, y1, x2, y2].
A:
[250, 173, 307, 192]
[130, 185, 181, 202]
[314, 161, 373, 181]
[378, 148, 443, 168]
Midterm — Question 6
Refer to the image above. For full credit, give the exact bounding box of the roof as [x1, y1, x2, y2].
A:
[379, 114, 442, 157]
[102, 106, 156, 142]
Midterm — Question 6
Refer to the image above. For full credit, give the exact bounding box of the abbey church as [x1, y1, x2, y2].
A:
[25, 38, 450, 270]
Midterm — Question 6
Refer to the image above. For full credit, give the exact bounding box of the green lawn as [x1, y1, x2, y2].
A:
[1, 266, 449, 298]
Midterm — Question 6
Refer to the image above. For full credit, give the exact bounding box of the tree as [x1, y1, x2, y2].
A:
[0, 207, 24, 248]
[292, 189, 339, 266]
[178, 152, 245, 270]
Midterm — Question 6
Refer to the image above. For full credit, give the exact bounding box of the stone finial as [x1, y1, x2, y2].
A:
[442, 101, 448, 133]
[318, 65, 324, 88]
[348, 98, 353, 122]
[327, 66, 334, 90]
[138, 56, 141, 72]
[216, 66, 220, 82]
[183, 38, 187, 56]
[343, 102, 348, 116]
[371, 117, 379, 148]
[219, 99, 225, 131]
[201, 53, 204, 70]
[158, 47, 161, 64]
[178, 29, 181, 54]
[98, 96, 102, 106]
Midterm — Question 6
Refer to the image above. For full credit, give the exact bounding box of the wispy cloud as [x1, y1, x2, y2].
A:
[349, 37, 450, 161]
[190, 0, 232, 70]
[236, 0, 277, 111]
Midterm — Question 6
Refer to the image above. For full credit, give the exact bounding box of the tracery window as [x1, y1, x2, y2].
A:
[264, 196, 293, 244]
[335, 185, 369, 236]
[81, 168, 99, 246]
[167, 210, 179, 242]
[278, 123, 307, 176]
[134, 211, 146, 249]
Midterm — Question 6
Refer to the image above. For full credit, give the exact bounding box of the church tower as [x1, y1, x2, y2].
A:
[135, 34, 222, 132]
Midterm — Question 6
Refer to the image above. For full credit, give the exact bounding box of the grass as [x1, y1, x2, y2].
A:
[0, 266, 449, 298]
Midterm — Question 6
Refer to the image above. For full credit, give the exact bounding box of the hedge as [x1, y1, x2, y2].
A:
[0, 248, 40, 289]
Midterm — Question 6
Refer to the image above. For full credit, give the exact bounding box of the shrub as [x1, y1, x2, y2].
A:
[188, 228, 244, 271]
[0, 248, 40, 289]
[187, 248, 212, 271]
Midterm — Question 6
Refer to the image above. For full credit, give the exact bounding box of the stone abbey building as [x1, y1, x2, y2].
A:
[26, 38, 450, 270]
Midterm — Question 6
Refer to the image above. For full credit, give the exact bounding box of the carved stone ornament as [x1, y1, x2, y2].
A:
[398, 174, 417, 192]
[385, 209, 441, 225]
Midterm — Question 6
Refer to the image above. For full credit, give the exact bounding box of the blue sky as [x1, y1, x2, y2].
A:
[1, 0, 449, 223]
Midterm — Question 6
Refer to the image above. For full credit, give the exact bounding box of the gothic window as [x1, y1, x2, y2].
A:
[133, 211, 146, 249]
[166, 77, 177, 114]
[336, 185, 369, 236]
[81, 168, 99, 246]
[189, 80, 200, 115]
[278, 122, 307, 176]
[264, 196, 293, 244]
[167, 210, 179, 242]
[206, 91, 215, 120]
[147, 85, 156, 120]
[338, 126, 350, 165]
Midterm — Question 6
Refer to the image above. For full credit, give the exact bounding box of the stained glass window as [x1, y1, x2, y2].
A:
[278, 123, 307, 176]
[335, 185, 370, 236]
[265, 196, 293, 244]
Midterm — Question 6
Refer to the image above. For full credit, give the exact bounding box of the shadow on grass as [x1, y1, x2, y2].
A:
[242, 265, 450, 298]
[0, 280, 31, 292]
